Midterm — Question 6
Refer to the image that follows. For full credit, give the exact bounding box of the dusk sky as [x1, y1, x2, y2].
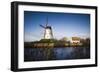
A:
[24, 11, 90, 42]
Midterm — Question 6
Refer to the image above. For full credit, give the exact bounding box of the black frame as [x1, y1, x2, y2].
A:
[11, 1, 98, 72]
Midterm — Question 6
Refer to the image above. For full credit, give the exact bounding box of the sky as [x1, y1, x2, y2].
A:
[24, 11, 90, 42]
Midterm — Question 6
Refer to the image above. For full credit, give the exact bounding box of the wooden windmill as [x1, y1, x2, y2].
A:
[40, 17, 53, 39]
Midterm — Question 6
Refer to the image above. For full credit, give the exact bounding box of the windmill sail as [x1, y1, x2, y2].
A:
[46, 17, 48, 27]
[40, 25, 46, 29]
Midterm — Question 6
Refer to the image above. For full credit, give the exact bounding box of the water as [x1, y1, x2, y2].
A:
[24, 47, 90, 62]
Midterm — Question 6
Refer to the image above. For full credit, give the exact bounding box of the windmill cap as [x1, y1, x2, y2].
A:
[46, 26, 52, 29]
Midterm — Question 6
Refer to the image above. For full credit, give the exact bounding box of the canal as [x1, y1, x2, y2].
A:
[24, 47, 90, 61]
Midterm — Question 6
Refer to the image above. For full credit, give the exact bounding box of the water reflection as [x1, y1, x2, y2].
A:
[24, 47, 90, 61]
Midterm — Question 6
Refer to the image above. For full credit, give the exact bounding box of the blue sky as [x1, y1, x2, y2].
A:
[24, 11, 90, 42]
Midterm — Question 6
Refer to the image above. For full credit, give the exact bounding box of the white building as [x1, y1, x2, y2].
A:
[70, 37, 80, 44]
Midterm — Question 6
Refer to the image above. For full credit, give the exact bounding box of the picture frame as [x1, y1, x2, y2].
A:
[11, 1, 97, 71]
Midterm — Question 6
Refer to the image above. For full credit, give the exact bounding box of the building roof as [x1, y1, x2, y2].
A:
[72, 37, 80, 41]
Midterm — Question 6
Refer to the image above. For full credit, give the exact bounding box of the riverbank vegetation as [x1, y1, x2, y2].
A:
[24, 38, 90, 48]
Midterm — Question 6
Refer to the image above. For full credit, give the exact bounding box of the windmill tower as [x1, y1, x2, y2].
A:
[40, 18, 53, 39]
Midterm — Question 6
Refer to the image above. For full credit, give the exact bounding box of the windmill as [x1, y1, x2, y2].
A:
[40, 17, 53, 39]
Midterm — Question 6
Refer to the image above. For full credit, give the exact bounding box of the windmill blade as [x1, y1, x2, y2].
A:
[46, 17, 48, 27]
[40, 25, 46, 29]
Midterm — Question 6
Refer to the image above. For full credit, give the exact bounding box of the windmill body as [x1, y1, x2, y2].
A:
[44, 26, 53, 39]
